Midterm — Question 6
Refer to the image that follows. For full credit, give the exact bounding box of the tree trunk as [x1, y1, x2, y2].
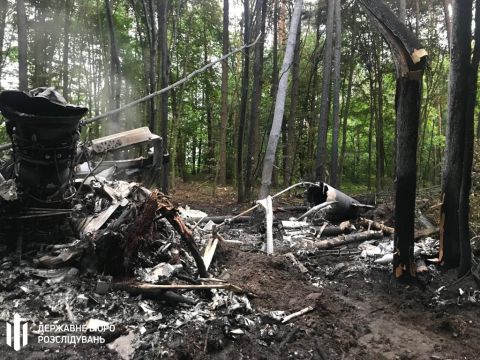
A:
[104, 0, 122, 129]
[237, 0, 251, 203]
[314, 0, 335, 182]
[62, 0, 72, 100]
[374, 37, 385, 191]
[330, 0, 342, 187]
[0, 0, 8, 84]
[338, 35, 356, 186]
[441, 0, 477, 275]
[142, 0, 157, 133]
[259, 0, 303, 199]
[158, 0, 169, 193]
[16, 0, 28, 91]
[443, 0, 452, 51]
[218, 0, 229, 186]
[359, 0, 427, 280]
[245, 0, 267, 200]
[284, 20, 302, 186]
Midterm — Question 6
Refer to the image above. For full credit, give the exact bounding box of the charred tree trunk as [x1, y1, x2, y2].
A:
[314, 0, 335, 182]
[16, 0, 28, 91]
[441, 0, 478, 274]
[359, 0, 427, 280]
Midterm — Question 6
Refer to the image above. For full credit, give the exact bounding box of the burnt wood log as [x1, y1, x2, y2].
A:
[357, 218, 394, 235]
[315, 230, 384, 250]
[359, 0, 427, 279]
[156, 192, 208, 278]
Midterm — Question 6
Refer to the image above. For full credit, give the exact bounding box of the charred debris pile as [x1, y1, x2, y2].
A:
[0, 89, 478, 358]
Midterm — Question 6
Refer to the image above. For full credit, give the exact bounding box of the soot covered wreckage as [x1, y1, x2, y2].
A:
[0, 89, 462, 358]
[0, 88, 163, 247]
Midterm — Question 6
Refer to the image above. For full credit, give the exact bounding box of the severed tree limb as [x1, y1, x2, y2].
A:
[82, 34, 261, 125]
[315, 230, 384, 250]
[357, 217, 394, 235]
[156, 192, 208, 278]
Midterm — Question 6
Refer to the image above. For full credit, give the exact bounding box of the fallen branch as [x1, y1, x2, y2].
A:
[156, 192, 208, 278]
[281, 306, 314, 323]
[82, 34, 262, 125]
[358, 217, 394, 235]
[315, 230, 384, 250]
[198, 215, 251, 224]
[112, 282, 244, 294]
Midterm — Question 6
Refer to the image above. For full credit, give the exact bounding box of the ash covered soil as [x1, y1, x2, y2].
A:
[0, 182, 479, 360]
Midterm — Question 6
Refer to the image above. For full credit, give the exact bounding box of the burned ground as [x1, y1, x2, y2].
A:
[0, 182, 479, 360]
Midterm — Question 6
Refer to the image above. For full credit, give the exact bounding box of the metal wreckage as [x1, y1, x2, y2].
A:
[0, 89, 476, 358]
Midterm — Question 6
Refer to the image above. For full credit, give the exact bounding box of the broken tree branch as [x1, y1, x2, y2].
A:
[358, 218, 395, 235]
[315, 230, 384, 250]
[112, 282, 244, 294]
[81, 34, 262, 125]
[281, 306, 314, 323]
[156, 192, 208, 278]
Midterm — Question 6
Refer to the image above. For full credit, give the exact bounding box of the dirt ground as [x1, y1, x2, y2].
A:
[0, 181, 479, 360]
[167, 182, 480, 360]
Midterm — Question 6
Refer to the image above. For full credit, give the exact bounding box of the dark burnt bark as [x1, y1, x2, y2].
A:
[457, 0, 479, 276]
[440, 1, 473, 269]
[359, 0, 427, 279]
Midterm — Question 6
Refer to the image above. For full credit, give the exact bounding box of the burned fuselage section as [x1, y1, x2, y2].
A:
[0, 88, 87, 225]
[0, 88, 162, 251]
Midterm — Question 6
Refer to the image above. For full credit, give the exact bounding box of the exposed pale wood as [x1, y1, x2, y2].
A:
[358, 218, 394, 235]
[203, 236, 219, 271]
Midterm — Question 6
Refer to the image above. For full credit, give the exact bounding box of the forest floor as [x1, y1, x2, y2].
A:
[0, 181, 479, 360]
[165, 182, 480, 360]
